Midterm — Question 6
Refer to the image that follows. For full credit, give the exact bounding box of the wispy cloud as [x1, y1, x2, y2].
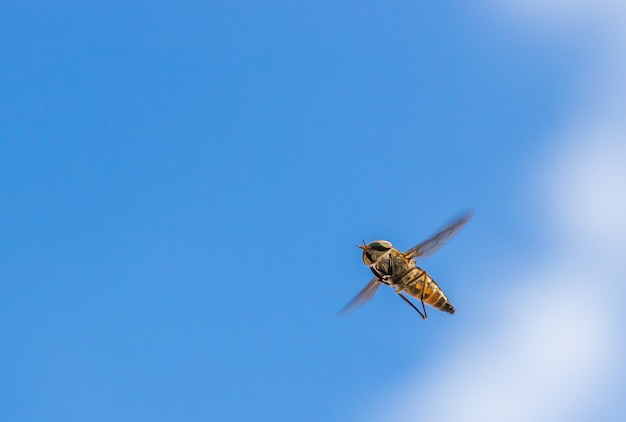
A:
[546, 127, 626, 263]
[365, 2, 626, 421]
[369, 272, 619, 422]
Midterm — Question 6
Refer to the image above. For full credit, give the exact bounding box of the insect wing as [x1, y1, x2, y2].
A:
[404, 210, 474, 259]
[337, 277, 382, 317]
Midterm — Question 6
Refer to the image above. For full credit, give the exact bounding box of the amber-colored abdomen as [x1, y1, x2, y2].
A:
[402, 267, 456, 314]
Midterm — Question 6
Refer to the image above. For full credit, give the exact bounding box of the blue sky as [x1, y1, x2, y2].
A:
[2, 1, 626, 421]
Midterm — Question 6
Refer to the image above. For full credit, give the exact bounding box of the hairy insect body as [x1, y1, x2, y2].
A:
[338, 211, 472, 319]
[371, 248, 456, 314]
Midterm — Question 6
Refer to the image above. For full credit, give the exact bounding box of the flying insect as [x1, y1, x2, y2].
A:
[339, 211, 473, 319]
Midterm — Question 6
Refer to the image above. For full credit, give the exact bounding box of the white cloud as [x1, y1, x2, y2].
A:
[369, 271, 618, 422]
[486, 0, 626, 35]
[547, 129, 626, 263]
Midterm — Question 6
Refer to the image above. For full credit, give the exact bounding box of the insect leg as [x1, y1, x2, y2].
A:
[419, 276, 428, 320]
[396, 292, 426, 319]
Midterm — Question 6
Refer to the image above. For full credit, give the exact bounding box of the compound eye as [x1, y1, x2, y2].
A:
[369, 240, 392, 251]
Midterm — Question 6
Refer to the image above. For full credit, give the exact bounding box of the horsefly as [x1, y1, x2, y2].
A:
[339, 211, 473, 319]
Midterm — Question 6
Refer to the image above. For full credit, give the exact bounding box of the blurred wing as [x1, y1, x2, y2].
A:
[337, 277, 382, 317]
[404, 210, 474, 259]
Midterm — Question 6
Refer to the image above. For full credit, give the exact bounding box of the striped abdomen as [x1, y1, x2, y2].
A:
[396, 266, 456, 314]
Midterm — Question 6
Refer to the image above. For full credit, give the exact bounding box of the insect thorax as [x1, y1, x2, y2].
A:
[370, 249, 412, 283]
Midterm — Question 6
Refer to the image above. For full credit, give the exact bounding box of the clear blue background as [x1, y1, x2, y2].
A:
[1, 2, 580, 421]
